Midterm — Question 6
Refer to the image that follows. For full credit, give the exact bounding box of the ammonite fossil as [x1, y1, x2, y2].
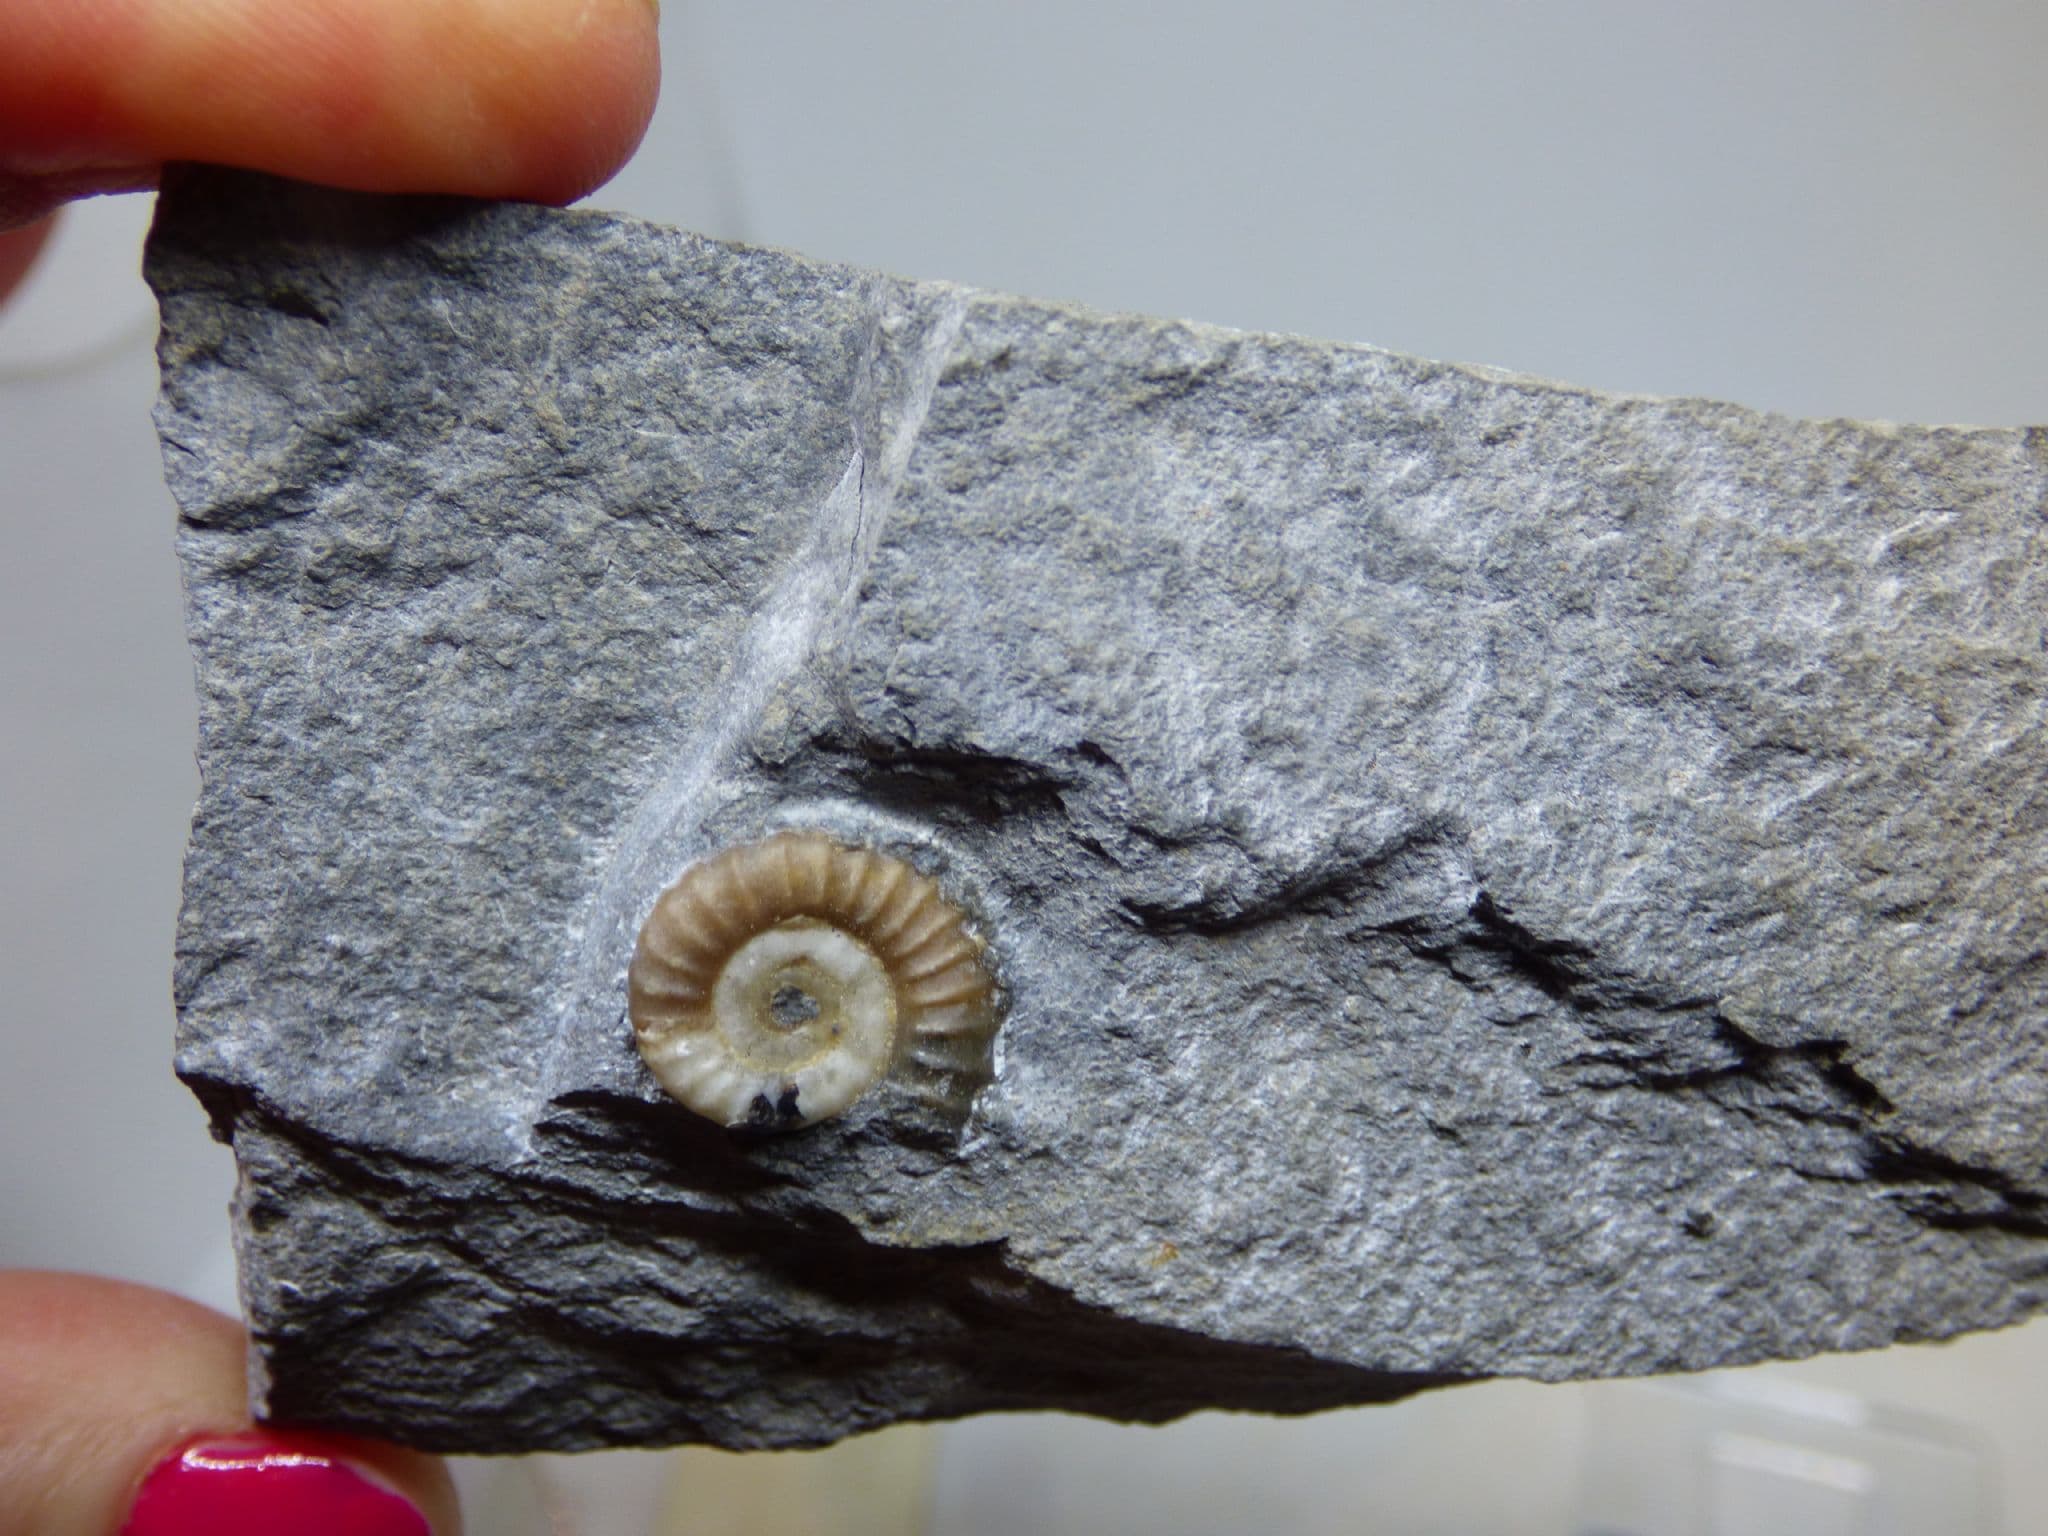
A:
[627, 831, 1002, 1129]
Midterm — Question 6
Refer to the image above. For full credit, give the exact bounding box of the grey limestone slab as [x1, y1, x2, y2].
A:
[146, 166, 2048, 1451]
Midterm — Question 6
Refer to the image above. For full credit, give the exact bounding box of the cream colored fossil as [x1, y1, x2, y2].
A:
[627, 831, 1002, 1129]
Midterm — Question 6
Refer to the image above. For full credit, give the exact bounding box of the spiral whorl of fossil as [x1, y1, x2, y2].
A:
[628, 831, 1001, 1130]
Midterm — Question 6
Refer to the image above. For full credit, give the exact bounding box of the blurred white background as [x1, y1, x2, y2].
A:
[3, 3, 2044, 1532]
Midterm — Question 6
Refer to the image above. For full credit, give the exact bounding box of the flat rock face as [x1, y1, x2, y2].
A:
[147, 168, 2048, 1453]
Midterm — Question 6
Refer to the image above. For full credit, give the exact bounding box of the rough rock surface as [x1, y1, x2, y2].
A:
[147, 168, 2048, 1452]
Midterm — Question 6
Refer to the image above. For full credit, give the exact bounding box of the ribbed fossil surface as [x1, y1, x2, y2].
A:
[149, 169, 2048, 1452]
[629, 831, 999, 1128]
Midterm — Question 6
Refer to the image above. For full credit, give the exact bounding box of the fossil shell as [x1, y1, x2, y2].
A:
[627, 831, 1001, 1130]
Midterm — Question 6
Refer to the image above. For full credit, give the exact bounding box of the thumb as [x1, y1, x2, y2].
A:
[0, 1271, 460, 1536]
[0, 0, 661, 229]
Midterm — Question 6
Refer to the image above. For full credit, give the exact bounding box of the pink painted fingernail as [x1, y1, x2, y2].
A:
[121, 1429, 432, 1536]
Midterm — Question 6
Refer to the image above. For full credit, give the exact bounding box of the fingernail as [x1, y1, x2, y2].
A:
[121, 1430, 432, 1536]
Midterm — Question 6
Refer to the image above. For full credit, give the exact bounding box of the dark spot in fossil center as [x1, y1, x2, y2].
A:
[770, 983, 822, 1029]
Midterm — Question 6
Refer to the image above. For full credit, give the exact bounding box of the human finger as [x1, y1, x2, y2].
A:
[0, 1270, 461, 1536]
[0, 0, 661, 230]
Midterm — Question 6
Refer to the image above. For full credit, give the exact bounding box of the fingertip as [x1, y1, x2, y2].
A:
[121, 1429, 457, 1536]
[0, 0, 662, 209]
[0, 1271, 248, 1419]
[0, 1272, 460, 1536]
[449, 0, 664, 205]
